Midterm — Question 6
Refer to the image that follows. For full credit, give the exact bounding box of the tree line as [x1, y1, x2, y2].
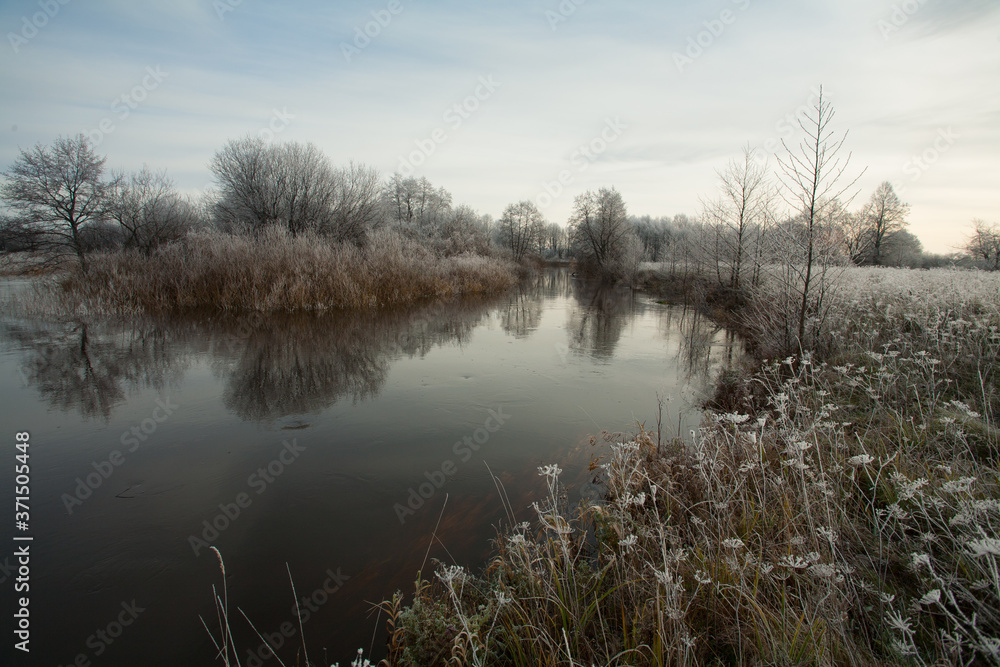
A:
[1, 116, 996, 282]
[0, 133, 570, 268]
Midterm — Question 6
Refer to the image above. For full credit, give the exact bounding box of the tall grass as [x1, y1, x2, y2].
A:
[382, 267, 1000, 666]
[54, 227, 518, 314]
[202, 547, 378, 667]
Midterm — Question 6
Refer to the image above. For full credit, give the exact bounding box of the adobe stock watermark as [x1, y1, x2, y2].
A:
[396, 74, 502, 177]
[673, 0, 751, 73]
[899, 127, 959, 193]
[7, 0, 71, 54]
[555, 342, 570, 365]
[188, 438, 306, 556]
[394, 407, 511, 523]
[877, 0, 929, 40]
[396, 300, 451, 349]
[86, 66, 169, 147]
[341, 0, 404, 62]
[749, 86, 825, 168]
[535, 117, 628, 209]
[238, 566, 350, 667]
[0, 555, 16, 585]
[545, 0, 587, 31]
[61, 397, 179, 515]
[258, 107, 294, 141]
[56, 600, 145, 667]
[213, 0, 245, 21]
[211, 311, 267, 356]
[577, 465, 608, 505]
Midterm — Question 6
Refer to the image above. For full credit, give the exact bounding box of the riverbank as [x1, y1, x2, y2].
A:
[13, 227, 519, 315]
[380, 267, 1000, 666]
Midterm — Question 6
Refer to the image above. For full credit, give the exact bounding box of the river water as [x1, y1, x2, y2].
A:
[0, 269, 741, 666]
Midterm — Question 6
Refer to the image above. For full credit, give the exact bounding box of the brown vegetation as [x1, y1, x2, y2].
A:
[57, 227, 518, 314]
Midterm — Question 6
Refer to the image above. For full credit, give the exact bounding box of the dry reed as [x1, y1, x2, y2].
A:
[56, 227, 517, 314]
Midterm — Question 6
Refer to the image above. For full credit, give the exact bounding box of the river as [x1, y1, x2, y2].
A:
[0, 269, 741, 666]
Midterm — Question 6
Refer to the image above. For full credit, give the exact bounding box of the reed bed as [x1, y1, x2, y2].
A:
[53, 227, 517, 314]
[382, 267, 1000, 666]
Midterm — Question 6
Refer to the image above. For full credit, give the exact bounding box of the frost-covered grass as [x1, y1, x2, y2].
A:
[745, 265, 1000, 357]
[382, 267, 1000, 666]
[43, 227, 518, 314]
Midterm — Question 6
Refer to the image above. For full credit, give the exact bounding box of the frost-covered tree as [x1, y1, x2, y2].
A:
[774, 86, 864, 347]
[496, 200, 544, 262]
[702, 146, 774, 290]
[568, 187, 631, 274]
[857, 181, 909, 266]
[966, 219, 1000, 271]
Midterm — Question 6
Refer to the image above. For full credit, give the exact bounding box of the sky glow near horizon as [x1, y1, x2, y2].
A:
[1, 0, 998, 253]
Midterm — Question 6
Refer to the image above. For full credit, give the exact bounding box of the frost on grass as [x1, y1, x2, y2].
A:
[46, 227, 519, 314]
[382, 268, 1000, 666]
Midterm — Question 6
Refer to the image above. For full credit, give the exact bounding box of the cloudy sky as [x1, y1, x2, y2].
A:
[1, 0, 997, 253]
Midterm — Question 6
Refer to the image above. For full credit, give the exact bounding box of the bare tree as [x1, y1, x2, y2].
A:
[568, 187, 631, 274]
[840, 208, 874, 264]
[0, 214, 42, 252]
[0, 134, 113, 271]
[275, 142, 339, 236]
[880, 229, 923, 267]
[210, 137, 386, 243]
[632, 215, 671, 262]
[212, 136, 381, 240]
[774, 87, 864, 348]
[966, 219, 1000, 270]
[384, 175, 452, 234]
[210, 135, 283, 232]
[661, 213, 705, 278]
[543, 222, 568, 259]
[858, 181, 909, 265]
[702, 145, 773, 291]
[496, 200, 544, 262]
[613, 230, 645, 284]
[326, 162, 384, 244]
[107, 166, 198, 254]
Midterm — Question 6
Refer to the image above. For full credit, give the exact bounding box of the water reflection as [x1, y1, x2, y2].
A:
[500, 287, 544, 338]
[567, 281, 637, 360]
[2, 296, 504, 423]
[655, 304, 741, 378]
[215, 301, 495, 421]
[2, 318, 191, 420]
[2, 270, 743, 425]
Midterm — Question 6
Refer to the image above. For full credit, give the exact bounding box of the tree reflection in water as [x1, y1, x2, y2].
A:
[566, 280, 637, 361]
[3, 317, 191, 420]
[564, 277, 742, 383]
[216, 299, 496, 421]
[4, 270, 742, 424]
[4, 296, 503, 422]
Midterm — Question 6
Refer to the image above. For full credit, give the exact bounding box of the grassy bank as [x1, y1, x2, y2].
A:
[36, 227, 519, 314]
[380, 267, 1000, 666]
